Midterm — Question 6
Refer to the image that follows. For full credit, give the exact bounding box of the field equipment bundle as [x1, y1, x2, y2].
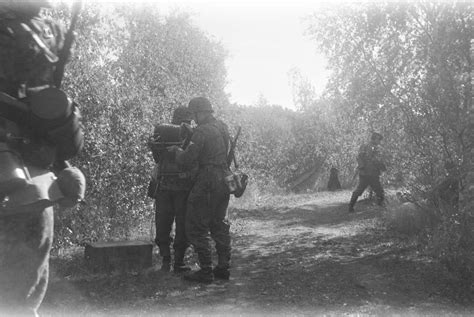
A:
[149, 124, 183, 147]
[29, 87, 84, 160]
[147, 123, 194, 198]
[148, 124, 184, 171]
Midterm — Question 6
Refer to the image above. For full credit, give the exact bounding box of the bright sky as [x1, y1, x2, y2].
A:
[156, 0, 330, 109]
[61, 0, 331, 109]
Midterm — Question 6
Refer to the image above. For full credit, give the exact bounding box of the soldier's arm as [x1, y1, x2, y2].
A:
[175, 129, 204, 167]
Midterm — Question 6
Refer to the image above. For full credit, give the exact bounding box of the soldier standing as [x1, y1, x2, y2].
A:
[348, 132, 386, 213]
[169, 97, 231, 283]
[149, 107, 194, 272]
[0, 1, 84, 315]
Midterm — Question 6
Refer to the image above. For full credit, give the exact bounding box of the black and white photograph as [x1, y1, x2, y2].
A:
[0, 0, 473, 315]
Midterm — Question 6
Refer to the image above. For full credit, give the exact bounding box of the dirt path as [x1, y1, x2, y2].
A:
[42, 190, 473, 316]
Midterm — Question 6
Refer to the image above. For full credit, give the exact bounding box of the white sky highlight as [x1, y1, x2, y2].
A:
[65, 0, 331, 108]
[156, 0, 330, 109]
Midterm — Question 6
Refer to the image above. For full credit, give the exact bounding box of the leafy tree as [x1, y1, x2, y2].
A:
[305, 1, 473, 277]
[52, 3, 228, 246]
[306, 2, 472, 188]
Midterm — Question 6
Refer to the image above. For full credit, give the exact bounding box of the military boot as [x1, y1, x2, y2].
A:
[348, 192, 358, 213]
[213, 254, 230, 280]
[173, 249, 191, 273]
[161, 256, 171, 272]
[183, 268, 214, 283]
[213, 267, 230, 280]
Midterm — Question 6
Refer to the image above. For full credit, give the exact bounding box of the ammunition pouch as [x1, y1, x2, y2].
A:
[149, 170, 196, 195]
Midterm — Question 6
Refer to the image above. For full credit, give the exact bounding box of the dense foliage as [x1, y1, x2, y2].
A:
[307, 2, 472, 189]
[51, 1, 474, 280]
[53, 3, 228, 247]
[305, 2, 473, 278]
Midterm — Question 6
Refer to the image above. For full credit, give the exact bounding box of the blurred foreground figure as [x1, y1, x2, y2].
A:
[348, 132, 386, 213]
[148, 106, 194, 273]
[169, 97, 232, 283]
[0, 1, 85, 315]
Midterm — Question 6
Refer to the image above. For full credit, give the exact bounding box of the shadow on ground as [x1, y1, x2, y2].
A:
[41, 192, 474, 316]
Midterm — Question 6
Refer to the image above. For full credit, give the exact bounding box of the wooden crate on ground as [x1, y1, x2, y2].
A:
[84, 240, 154, 272]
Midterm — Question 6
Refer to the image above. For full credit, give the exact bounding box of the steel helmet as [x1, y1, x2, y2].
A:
[188, 97, 213, 113]
[172, 106, 193, 124]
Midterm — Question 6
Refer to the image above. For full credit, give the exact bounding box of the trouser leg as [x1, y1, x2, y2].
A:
[172, 191, 189, 264]
[172, 191, 191, 271]
[155, 192, 174, 258]
[349, 175, 370, 211]
[369, 176, 385, 205]
[210, 192, 231, 269]
[0, 207, 54, 316]
[185, 195, 212, 271]
[349, 192, 358, 210]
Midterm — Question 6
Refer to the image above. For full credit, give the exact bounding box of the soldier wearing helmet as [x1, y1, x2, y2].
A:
[169, 96, 232, 283]
[148, 106, 195, 273]
[171, 105, 193, 125]
[0, 1, 84, 314]
[348, 132, 386, 212]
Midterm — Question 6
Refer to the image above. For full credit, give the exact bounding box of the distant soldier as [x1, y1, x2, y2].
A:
[348, 132, 386, 212]
[0, 1, 85, 314]
[148, 106, 194, 272]
[169, 97, 231, 283]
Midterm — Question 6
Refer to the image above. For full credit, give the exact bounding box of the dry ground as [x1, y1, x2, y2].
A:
[41, 190, 474, 316]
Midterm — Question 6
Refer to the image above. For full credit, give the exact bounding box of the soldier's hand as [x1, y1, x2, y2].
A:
[167, 145, 180, 152]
